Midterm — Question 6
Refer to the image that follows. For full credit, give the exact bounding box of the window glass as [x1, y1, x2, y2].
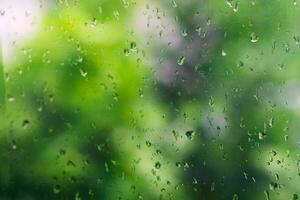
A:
[0, 0, 299, 199]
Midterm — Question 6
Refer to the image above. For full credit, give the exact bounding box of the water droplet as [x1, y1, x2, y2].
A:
[97, 177, 103, 184]
[145, 141, 151, 147]
[67, 160, 76, 167]
[172, 0, 177, 7]
[77, 57, 83, 63]
[226, 0, 233, 7]
[113, 92, 119, 101]
[113, 10, 119, 20]
[122, 0, 130, 8]
[238, 60, 244, 67]
[250, 32, 259, 43]
[264, 190, 270, 200]
[49, 94, 54, 102]
[130, 42, 137, 52]
[221, 49, 227, 56]
[75, 192, 81, 200]
[124, 48, 130, 56]
[53, 184, 61, 194]
[293, 36, 300, 45]
[181, 29, 188, 37]
[185, 130, 196, 140]
[209, 96, 215, 107]
[293, 194, 299, 200]
[177, 56, 185, 66]
[25, 10, 31, 17]
[269, 182, 278, 190]
[22, 119, 30, 129]
[210, 182, 215, 191]
[59, 149, 66, 156]
[268, 118, 274, 128]
[79, 68, 87, 77]
[0, 9, 5, 16]
[259, 132, 267, 140]
[196, 27, 202, 36]
[11, 140, 17, 150]
[155, 161, 161, 169]
[38, 106, 43, 112]
[232, 194, 239, 200]
[139, 88, 144, 97]
[8, 96, 15, 102]
[233, 3, 239, 12]
[206, 17, 211, 26]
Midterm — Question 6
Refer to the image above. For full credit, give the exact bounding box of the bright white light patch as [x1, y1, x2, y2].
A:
[0, 0, 45, 64]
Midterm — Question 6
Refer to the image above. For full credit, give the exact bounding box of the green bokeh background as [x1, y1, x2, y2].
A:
[0, 0, 300, 199]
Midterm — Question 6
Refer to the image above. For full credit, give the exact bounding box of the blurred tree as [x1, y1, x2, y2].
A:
[0, 0, 300, 200]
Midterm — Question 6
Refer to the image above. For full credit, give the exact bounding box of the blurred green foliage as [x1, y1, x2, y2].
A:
[0, 0, 300, 199]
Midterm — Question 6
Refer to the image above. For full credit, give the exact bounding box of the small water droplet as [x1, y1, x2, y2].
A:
[232, 194, 239, 200]
[11, 140, 17, 150]
[59, 149, 66, 156]
[0, 9, 5, 16]
[238, 60, 244, 67]
[53, 184, 61, 194]
[269, 182, 278, 190]
[113, 10, 119, 20]
[124, 48, 130, 56]
[155, 161, 161, 169]
[8, 96, 15, 102]
[177, 56, 185, 66]
[268, 118, 274, 128]
[77, 56, 83, 63]
[294, 0, 297, 6]
[25, 10, 31, 17]
[181, 29, 188, 37]
[226, 0, 233, 7]
[22, 119, 30, 129]
[221, 49, 227, 56]
[130, 42, 137, 52]
[264, 190, 270, 200]
[250, 32, 259, 43]
[185, 130, 196, 140]
[206, 17, 211, 26]
[294, 36, 300, 45]
[172, 0, 177, 7]
[233, 3, 239, 12]
[79, 68, 87, 77]
[259, 132, 267, 140]
[293, 194, 299, 200]
[67, 160, 76, 167]
[139, 88, 144, 97]
[210, 182, 215, 191]
[38, 106, 43, 112]
[196, 27, 202, 36]
[145, 141, 151, 147]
